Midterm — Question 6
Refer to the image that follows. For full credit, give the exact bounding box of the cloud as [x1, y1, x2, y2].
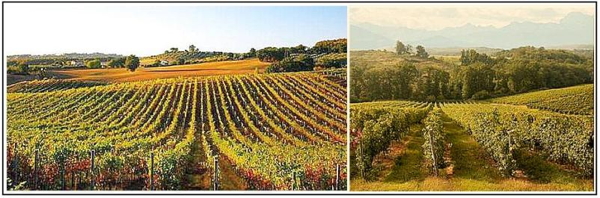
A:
[349, 3, 594, 31]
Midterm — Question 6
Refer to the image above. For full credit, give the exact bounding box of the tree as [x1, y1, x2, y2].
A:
[257, 47, 285, 62]
[312, 38, 347, 54]
[188, 45, 197, 54]
[294, 54, 314, 68]
[291, 44, 307, 54]
[266, 55, 314, 73]
[316, 53, 347, 68]
[107, 57, 125, 68]
[152, 59, 162, 67]
[396, 41, 406, 55]
[177, 58, 185, 65]
[248, 48, 256, 57]
[460, 49, 494, 66]
[169, 47, 179, 53]
[416, 45, 429, 58]
[8, 62, 29, 75]
[406, 44, 413, 55]
[86, 59, 102, 69]
[125, 55, 140, 72]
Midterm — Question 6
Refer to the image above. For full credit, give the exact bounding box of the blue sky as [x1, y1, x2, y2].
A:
[5, 4, 347, 56]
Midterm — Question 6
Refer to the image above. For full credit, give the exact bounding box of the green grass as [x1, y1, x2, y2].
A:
[442, 114, 503, 183]
[383, 124, 426, 183]
[514, 150, 582, 184]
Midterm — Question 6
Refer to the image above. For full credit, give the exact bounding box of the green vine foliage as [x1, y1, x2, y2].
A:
[421, 109, 446, 175]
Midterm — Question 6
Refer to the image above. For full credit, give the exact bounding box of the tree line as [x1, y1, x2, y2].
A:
[351, 46, 593, 102]
[148, 45, 248, 67]
[260, 38, 347, 73]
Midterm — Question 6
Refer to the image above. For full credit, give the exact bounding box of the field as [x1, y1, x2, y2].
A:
[350, 85, 594, 191]
[489, 84, 594, 115]
[7, 72, 347, 190]
[350, 50, 454, 70]
[46, 59, 270, 83]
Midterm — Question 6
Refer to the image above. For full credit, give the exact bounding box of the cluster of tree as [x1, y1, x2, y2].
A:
[265, 54, 314, 73]
[261, 38, 347, 73]
[148, 45, 246, 66]
[256, 47, 287, 62]
[7, 63, 29, 75]
[124, 55, 140, 72]
[85, 59, 102, 69]
[7, 53, 123, 68]
[315, 53, 347, 69]
[311, 38, 347, 54]
[8, 53, 121, 62]
[395, 41, 429, 58]
[351, 47, 593, 102]
[107, 57, 127, 68]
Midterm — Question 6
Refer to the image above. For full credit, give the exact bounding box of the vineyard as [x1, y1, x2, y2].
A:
[7, 79, 107, 93]
[7, 72, 347, 191]
[350, 86, 594, 191]
[489, 84, 593, 115]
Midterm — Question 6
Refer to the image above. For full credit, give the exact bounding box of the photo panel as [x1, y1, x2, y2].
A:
[349, 2, 594, 192]
[4, 3, 348, 192]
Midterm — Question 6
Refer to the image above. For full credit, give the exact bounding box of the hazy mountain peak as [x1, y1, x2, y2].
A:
[560, 12, 594, 24]
[350, 11, 594, 50]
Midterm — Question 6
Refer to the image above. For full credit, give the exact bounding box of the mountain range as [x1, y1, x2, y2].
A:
[350, 12, 594, 50]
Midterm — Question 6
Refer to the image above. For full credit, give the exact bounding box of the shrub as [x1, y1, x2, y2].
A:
[471, 90, 491, 100]
[8, 64, 29, 75]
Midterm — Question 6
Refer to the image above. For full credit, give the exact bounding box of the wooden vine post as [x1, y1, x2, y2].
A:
[150, 152, 154, 191]
[335, 164, 341, 190]
[13, 143, 19, 185]
[34, 149, 39, 190]
[90, 150, 95, 190]
[428, 127, 438, 177]
[213, 157, 219, 190]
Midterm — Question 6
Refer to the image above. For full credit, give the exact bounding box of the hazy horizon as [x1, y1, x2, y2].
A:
[350, 3, 594, 31]
[349, 3, 595, 50]
[5, 4, 347, 57]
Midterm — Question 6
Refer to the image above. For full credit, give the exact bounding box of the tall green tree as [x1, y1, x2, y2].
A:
[107, 57, 125, 68]
[406, 44, 413, 55]
[86, 59, 102, 69]
[396, 41, 406, 55]
[188, 45, 197, 54]
[416, 45, 429, 58]
[248, 48, 256, 57]
[125, 55, 140, 72]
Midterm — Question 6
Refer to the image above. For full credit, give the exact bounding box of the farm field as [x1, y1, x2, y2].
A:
[7, 72, 347, 190]
[349, 85, 594, 191]
[489, 84, 594, 115]
[46, 59, 270, 83]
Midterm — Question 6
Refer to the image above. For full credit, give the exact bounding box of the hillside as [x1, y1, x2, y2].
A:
[350, 100, 593, 191]
[7, 72, 347, 190]
[350, 50, 453, 71]
[350, 47, 593, 102]
[46, 59, 270, 83]
[489, 84, 594, 115]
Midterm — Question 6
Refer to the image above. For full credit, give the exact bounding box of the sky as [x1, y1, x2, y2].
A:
[5, 4, 347, 56]
[350, 3, 595, 31]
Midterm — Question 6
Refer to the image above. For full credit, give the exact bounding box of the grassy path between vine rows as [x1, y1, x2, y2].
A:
[183, 132, 212, 190]
[217, 154, 249, 190]
[351, 112, 593, 191]
[183, 132, 247, 190]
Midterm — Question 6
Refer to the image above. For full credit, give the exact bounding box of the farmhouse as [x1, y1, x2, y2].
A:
[160, 60, 169, 66]
[70, 60, 84, 67]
